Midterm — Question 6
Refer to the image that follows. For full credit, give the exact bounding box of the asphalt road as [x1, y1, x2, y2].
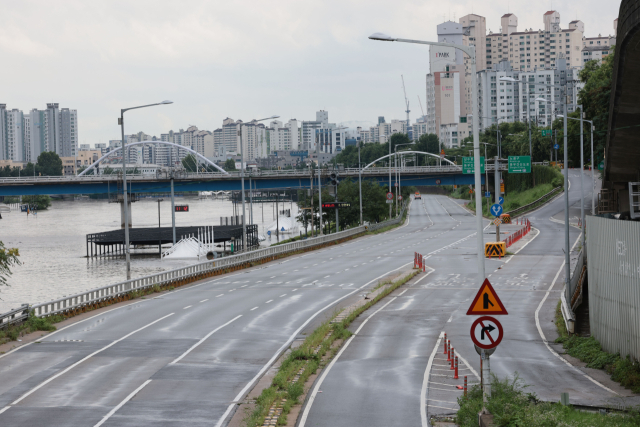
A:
[300, 170, 638, 427]
[0, 192, 481, 427]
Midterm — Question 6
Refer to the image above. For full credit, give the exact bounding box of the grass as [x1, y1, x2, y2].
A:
[0, 311, 66, 346]
[469, 183, 556, 217]
[554, 302, 640, 393]
[456, 374, 640, 427]
[244, 269, 419, 427]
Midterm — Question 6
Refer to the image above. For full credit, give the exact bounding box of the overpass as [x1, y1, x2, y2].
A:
[0, 165, 505, 196]
[604, 0, 640, 212]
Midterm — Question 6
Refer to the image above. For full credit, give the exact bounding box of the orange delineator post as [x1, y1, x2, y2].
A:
[447, 341, 451, 361]
[443, 334, 448, 354]
[422, 257, 426, 272]
[454, 356, 459, 379]
[450, 347, 455, 370]
[464, 376, 467, 397]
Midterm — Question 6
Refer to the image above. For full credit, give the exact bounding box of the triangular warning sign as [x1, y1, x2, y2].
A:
[466, 278, 508, 315]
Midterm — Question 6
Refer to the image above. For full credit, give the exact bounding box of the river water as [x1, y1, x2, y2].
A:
[0, 196, 300, 313]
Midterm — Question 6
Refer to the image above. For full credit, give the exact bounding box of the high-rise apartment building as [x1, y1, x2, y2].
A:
[0, 103, 77, 162]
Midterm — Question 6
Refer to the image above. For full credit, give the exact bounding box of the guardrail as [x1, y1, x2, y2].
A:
[0, 203, 408, 326]
[0, 304, 29, 328]
[505, 186, 562, 218]
[0, 164, 513, 185]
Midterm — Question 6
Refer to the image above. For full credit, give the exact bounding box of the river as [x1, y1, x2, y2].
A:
[0, 196, 300, 313]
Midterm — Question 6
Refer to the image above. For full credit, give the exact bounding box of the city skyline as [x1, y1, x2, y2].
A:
[1, 1, 620, 146]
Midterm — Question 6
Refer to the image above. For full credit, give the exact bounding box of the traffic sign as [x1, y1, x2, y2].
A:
[554, 144, 560, 150]
[490, 204, 503, 217]
[500, 184, 505, 193]
[508, 156, 531, 173]
[493, 218, 502, 226]
[386, 192, 393, 200]
[541, 129, 552, 136]
[386, 200, 394, 204]
[498, 196, 504, 205]
[466, 278, 508, 315]
[322, 202, 351, 208]
[461, 156, 485, 174]
[175, 205, 189, 212]
[500, 178, 504, 184]
[485, 192, 491, 198]
[598, 160, 604, 171]
[398, 195, 403, 201]
[440, 149, 445, 159]
[470, 316, 503, 350]
[394, 182, 398, 187]
[435, 179, 441, 185]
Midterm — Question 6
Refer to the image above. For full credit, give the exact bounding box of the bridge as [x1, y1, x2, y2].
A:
[0, 165, 506, 196]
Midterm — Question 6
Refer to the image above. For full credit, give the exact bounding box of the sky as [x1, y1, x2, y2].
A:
[0, 0, 620, 146]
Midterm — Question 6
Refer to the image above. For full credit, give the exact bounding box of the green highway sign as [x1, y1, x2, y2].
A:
[541, 130, 552, 136]
[598, 160, 605, 171]
[508, 156, 531, 173]
[462, 156, 485, 174]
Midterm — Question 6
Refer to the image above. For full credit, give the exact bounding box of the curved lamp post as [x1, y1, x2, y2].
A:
[369, 32, 486, 285]
[119, 100, 172, 280]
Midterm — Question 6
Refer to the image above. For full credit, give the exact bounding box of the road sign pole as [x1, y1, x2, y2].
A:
[482, 350, 491, 410]
[494, 156, 500, 241]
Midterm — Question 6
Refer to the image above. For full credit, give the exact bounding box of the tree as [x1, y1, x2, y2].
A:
[182, 154, 198, 172]
[224, 159, 236, 171]
[36, 152, 63, 176]
[0, 241, 20, 287]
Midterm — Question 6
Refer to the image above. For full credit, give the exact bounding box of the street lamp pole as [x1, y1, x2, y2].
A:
[238, 115, 279, 251]
[119, 100, 172, 280]
[358, 142, 363, 225]
[157, 198, 164, 257]
[369, 32, 485, 284]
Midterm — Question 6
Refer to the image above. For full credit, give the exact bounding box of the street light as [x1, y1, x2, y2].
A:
[369, 32, 485, 288]
[395, 142, 415, 216]
[239, 115, 279, 251]
[558, 114, 595, 215]
[119, 100, 173, 280]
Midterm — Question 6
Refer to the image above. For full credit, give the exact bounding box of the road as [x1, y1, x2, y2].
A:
[0, 191, 478, 426]
[299, 170, 639, 427]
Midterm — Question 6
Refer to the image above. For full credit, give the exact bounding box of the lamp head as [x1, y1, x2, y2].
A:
[160, 100, 173, 105]
[535, 98, 547, 102]
[369, 32, 396, 41]
[269, 115, 280, 119]
[557, 114, 564, 118]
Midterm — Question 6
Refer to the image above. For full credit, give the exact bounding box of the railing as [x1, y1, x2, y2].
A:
[503, 218, 531, 248]
[0, 205, 408, 325]
[0, 304, 29, 329]
[0, 164, 515, 184]
[505, 186, 562, 218]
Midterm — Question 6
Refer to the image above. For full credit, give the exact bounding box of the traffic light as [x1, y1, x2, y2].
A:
[330, 172, 339, 186]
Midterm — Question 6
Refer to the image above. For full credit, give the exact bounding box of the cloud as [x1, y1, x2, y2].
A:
[0, 0, 621, 144]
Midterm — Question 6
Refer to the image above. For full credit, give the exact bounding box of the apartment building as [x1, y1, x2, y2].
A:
[0, 103, 77, 163]
[477, 58, 582, 130]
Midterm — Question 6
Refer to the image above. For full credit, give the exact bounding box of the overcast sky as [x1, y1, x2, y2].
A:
[1, 0, 620, 146]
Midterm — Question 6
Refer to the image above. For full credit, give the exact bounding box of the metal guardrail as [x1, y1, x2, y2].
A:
[0, 164, 514, 185]
[0, 304, 29, 329]
[505, 186, 562, 218]
[0, 205, 408, 325]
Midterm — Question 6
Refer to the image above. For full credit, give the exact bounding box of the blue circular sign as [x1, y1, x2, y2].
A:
[498, 196, 504, 205]
[554, 144, 559, 150]
[490, 204, 503, 217]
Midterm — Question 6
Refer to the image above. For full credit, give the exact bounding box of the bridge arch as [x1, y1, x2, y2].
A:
[78, 140, 229, 176]
[362, 150, 456, 172]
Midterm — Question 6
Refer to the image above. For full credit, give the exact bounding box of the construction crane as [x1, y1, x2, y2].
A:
[417, 95, 425, 117]
[401, 75, 411, 141]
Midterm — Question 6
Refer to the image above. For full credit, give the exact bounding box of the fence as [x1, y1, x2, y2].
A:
[506, 186, 562, 218]
[0, 202, 407, 327]
[503, 218, 531, 248]
[586, 216, 640, 361]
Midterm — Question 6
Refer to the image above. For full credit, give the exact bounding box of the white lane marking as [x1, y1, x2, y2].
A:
[421, 331, 444, 427]
[280, 294, 287, 297]
[12, 313, 174, 405]
[324, 275, 330, 278]
[171, 315, 242, 365]
[270, 276, 276, 278]
[241, 285, 248, 288]
[93, 379, 152, 427]
[200, 299, 208, 303]
[398, 289, 408, 296]
[292, 289, 298, 292]
[256, 280, 263, 283]
[216, 294, 224, 297]
[0, 406, 9, 414]
[251, 307, 258, 311]
[535, 255, 617, 394]
[216, 262, 414, 427]
[265, 300, 273, 304]
[429, 404, 458, 410]
[183, 306, 192, 309]
[299, 296, 399, 427]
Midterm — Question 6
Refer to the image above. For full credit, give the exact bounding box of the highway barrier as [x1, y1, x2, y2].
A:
[0, 202, 408, 326]
[503, 218, 531, 248]
[485, 242, 506, 258]
[505, 186, 562, 218]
